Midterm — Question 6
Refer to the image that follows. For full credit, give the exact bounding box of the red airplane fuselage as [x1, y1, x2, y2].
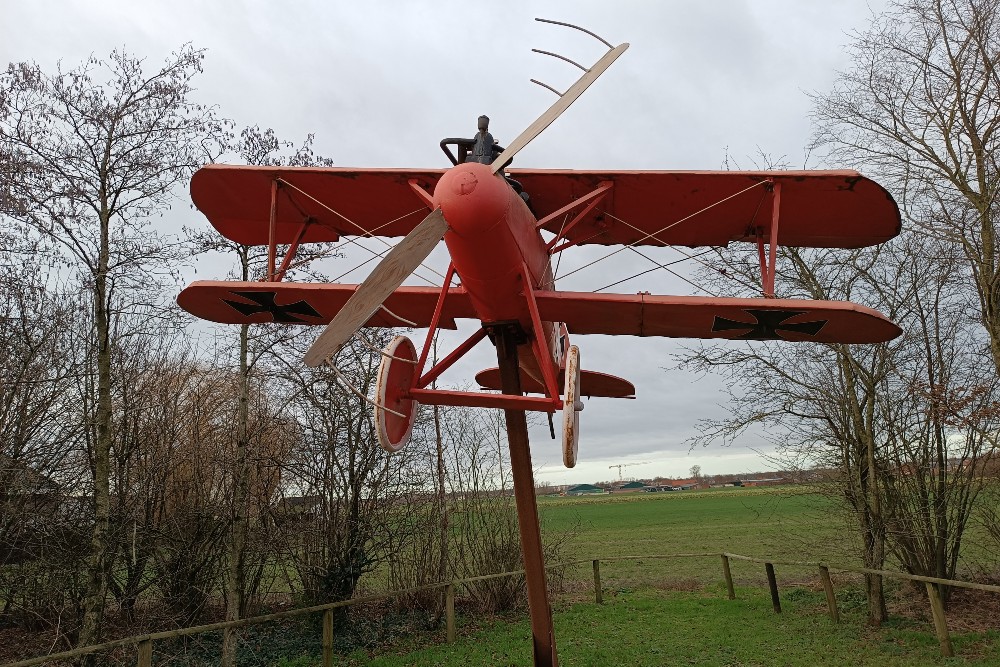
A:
[432, 161, 560, 387]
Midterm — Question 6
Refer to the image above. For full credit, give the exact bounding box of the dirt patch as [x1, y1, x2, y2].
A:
[887, 582, 1000, 633]
[931, 586, 1000, 633]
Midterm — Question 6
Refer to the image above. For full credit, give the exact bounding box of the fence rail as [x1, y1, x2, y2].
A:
[4, 551, 992, 666]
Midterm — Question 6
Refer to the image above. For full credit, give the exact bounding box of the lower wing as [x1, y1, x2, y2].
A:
[533, 291, 901, 344]
[178, 282, 901, 344]
[177, 281, 474, 329]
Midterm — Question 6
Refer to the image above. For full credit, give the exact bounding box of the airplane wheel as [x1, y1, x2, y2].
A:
[562, 345, 582, 468]
[374, 335, 419, 453]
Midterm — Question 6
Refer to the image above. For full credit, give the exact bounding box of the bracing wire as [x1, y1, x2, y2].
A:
[541, 180, 768, 288]
[594, 249, 716, 294]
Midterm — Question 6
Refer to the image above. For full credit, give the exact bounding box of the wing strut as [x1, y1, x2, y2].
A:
[757, 180, 781, 298]
[543, 181, 615, 252]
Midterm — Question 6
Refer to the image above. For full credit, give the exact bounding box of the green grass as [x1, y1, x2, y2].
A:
[318, 486, 997, 665]
[354, 585, 1000, 666]
[538, 486, 856, 585]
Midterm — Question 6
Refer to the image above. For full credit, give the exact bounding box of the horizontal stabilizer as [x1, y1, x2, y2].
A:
[475, 367, 635, 399]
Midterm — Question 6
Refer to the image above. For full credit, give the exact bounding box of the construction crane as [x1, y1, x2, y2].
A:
[609, 461, 652, 481]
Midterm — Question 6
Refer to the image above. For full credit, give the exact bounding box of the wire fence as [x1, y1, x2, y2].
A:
[6, 550, 996, 666]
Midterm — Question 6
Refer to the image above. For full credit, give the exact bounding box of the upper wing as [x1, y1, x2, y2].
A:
[511, 169, 900, 249]
[190, 165, 445, 245]
[533, 291, 902, 344]
[177, 281, 474, 329]
[192, 166, 899, 250]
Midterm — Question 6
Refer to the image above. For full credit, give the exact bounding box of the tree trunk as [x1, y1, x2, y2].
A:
[78, 208, 113, 657]
[222, 318, 251, 667]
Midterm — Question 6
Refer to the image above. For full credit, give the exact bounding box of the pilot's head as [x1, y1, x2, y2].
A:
[478, 115, 490, 132]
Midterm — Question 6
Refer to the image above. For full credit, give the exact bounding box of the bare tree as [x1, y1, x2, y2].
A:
[0, 269, 89, 646]
[273, 330, 426, 634]
[806, 0, 1000, 609]
[810, 0, 1000, 372]
[441, 407, 525, 612]
[186, 125, 335, 664]
[0, 45, 230, 649]
[682, 227, 997, 618]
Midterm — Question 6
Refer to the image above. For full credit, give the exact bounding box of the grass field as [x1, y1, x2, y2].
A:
[537, 486, 860, 586]
[356, 586, 1000, 666]
[347, 486, 1000, 665]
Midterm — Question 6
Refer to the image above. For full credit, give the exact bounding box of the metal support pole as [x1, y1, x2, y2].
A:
[924, 582, 954, 657]
[818, 566, 839, 623]
[765, 562, 781, 613]
[592, 559, 603, 604]
[322, 608, 334, 667]
[721, 555, 735, 600]
[494, 324, 559, 667]
[136, 639, 152, 667]
[446, 583, 456, 643]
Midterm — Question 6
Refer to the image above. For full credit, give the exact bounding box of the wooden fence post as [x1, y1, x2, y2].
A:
[765, 562, 781, 613]
[924, 582, 954, 657]
[818, 566, 839, 623]
[322, 609, 334, 667]
[137, 638, 153, 667]
[721, 554, 735, 600]
[592, 559, 603, 604]
[446, 583, 456, 643]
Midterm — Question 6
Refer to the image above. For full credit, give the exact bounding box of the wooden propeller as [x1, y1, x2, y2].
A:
[490, 42, 629, 174]
[303, 208, 447, 367]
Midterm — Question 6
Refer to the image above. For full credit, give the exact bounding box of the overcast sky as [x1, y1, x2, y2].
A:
[2, 0, 891, 484]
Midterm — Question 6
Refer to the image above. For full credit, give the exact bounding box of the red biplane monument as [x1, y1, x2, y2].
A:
[178, 20, 900, 667]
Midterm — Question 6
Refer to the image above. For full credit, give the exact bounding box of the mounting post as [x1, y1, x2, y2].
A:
[493, 323, 559, 667]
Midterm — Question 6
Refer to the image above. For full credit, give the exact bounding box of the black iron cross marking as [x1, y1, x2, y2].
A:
[711, 309, 828, 341]
[223, 291, 321, 323]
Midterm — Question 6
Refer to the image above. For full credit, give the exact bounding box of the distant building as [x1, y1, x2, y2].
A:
[612, 481, 647, 493]
[565, 483, 605, 496]
[740, 477, 786, 487]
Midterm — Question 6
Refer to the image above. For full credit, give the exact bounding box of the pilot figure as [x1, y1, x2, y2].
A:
[470, 115, 502, 165]
[465, 114, 533, 211]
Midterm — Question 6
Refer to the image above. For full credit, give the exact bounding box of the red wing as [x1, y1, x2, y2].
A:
[190, 166, 445, 245]
[533, 291, 902, 344]
[510, 169, 900, 249]
[475, 367, 635, 398]
[177, 281, 475, 329]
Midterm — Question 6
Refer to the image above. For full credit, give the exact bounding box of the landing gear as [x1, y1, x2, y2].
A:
[374, 335, 419, 453]
[562, 345, 582, 468]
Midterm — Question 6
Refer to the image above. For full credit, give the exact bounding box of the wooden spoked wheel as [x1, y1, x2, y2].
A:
[374, 335, 419, 453]
[562, 345, 582, 468]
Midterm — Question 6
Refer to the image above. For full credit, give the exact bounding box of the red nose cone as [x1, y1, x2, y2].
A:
[433, 162, 510, 237]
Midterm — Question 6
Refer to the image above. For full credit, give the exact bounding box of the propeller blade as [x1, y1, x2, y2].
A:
[303, 208, 448, 367]
[490, 42, 629, 174]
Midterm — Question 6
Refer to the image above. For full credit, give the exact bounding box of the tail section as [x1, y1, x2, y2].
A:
[475, 367, 635, 399]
